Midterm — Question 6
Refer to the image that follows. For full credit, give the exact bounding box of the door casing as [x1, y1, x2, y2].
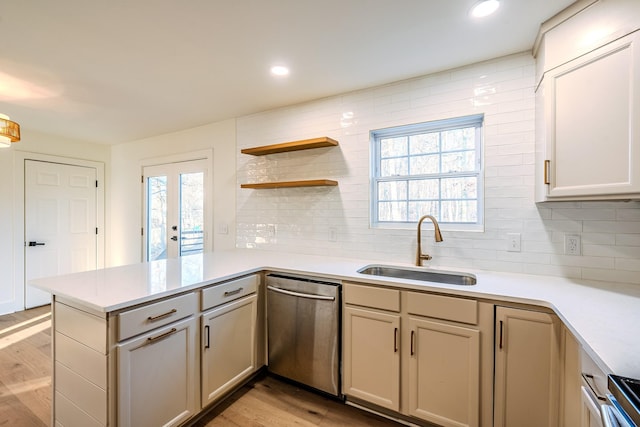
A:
[10, 152, 105, 313]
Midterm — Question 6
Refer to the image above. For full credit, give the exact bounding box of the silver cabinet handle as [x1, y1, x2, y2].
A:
[146, 328, 177, 344]
[582, 373, 607, 401]
[224, 288, 243, 297]
[267, 285, 335, 301]
[147, 308, 177, 321]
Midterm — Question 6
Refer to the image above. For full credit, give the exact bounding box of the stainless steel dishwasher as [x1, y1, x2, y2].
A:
[266, 273, 342, 397]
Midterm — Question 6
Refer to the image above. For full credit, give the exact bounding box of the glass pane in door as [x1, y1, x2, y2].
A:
[179, 172, 204, 256]
[148, 176, 168, 261]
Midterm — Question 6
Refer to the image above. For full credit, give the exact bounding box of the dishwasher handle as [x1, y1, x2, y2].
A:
[267, 285, 336, 301]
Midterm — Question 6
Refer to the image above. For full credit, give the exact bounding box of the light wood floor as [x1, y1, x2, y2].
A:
[193, 375, 403, 427]
[0, 305, 51, 426]
[1, 307, 402, 427]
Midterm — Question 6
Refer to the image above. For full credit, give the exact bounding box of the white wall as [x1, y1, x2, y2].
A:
[236, 52, 640, 286]
[109, 119, 237, 267]
[0, 129, 110, 313]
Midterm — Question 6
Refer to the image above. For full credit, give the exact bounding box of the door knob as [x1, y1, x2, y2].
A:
[28, 241, 46, 247]
[170, 236, 178, 241]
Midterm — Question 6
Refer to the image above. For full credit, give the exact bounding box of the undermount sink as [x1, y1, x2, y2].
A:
[357, 265, 477, 286]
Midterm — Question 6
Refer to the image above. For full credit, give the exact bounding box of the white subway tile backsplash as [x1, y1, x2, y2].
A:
[582, 268, 640, 285]
[235, 52, 640, 287]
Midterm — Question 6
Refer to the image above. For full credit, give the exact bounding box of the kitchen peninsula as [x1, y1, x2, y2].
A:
[32, 250, 640, 427]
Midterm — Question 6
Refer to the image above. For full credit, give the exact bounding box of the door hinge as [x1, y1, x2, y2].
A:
[141, 227, 144, 236]
[96, 227, 98, 235]
[141, 175, 144, 184]
[96, 180, 98, 188]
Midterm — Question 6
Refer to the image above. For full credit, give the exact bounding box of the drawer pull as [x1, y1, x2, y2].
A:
[146, 328, 177, 344]
[582, 373, 607, 401]
[393, 327, 398, 353]
[147, 308, 177, 321]
[224, 288, 243, 297]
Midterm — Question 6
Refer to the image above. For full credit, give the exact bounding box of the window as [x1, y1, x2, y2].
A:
[371, 114, 483, 229]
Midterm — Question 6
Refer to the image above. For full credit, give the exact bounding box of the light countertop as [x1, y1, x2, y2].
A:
[30, 249, 640, 379]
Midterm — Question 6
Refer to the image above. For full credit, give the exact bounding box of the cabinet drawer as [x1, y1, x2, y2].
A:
[344, 283, 400, 312]
[118, 292, 197, 341]
[201, 274, 258, 311]
[407, 292, 477, 325]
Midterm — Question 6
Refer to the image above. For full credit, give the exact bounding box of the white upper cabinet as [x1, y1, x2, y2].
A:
[535, 0, 640, 201]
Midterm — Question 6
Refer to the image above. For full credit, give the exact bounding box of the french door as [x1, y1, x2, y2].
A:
[143, 159, 209, 261]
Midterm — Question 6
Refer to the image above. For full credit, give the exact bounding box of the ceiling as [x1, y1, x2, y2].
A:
[0, 0, 576, 145]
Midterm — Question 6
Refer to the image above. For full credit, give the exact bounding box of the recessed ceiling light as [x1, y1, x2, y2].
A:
[471, 0, 500, 18]
[270, 65, 290, 77]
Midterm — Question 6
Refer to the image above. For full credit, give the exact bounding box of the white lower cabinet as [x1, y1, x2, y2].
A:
[408, 317, 480, 427]
[343, 305, 401, 411]
[494, 306, 561, 427]
[582, 386, 605, 427]
[580, 347, 609, 427]
[117, 316, 198, 427]
[201, 294, 258, 407]
[343, 283, 491, 427]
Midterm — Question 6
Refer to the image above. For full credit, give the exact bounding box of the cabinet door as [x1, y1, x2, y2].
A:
[343, 305, 400, 411]
[117, 316, 198, 427]
[201, 294, 257, 407]
[408, 317, 480, 427]
[581, 387, 604, 427]
[494, 307, 561, 427]
[541, 31, 640, 199]
[562, 327, 582, 427]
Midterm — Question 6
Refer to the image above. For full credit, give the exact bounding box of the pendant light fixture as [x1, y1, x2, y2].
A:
[0, 114, 20, 147]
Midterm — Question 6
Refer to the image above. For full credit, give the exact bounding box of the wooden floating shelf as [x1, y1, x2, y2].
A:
[241, 137, 339, 156]
[241, 180, 338, 189]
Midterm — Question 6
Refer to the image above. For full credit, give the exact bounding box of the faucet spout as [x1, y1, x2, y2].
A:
[416, 215, 443, 266]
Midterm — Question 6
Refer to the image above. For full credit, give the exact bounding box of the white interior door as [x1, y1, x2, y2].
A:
[25, 160, 98, 308]
[143, 159, 208, 261]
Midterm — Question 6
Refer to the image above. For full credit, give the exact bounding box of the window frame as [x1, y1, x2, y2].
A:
[370, 114, 484, 231]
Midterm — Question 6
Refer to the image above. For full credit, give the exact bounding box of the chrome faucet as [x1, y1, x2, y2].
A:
[416, 215, 443, 266]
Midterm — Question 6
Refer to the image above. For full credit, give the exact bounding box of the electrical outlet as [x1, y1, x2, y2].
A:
[565, 234, 581, 256]
[507, 233, 521, 252]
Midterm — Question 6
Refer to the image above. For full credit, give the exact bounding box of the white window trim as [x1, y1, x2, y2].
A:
[370, 114, 485, 231]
